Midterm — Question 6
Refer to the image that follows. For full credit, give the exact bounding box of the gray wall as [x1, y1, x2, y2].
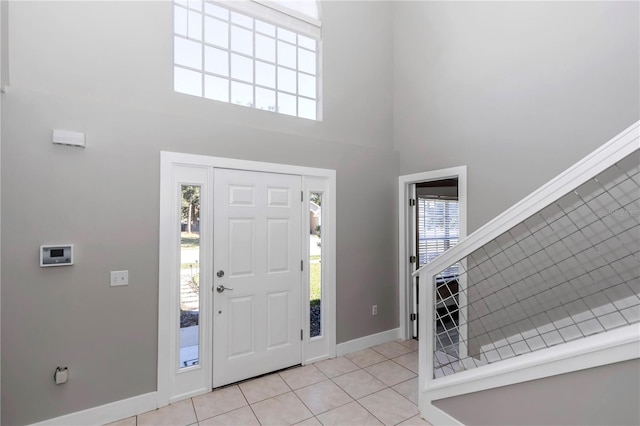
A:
[393, 0, 640, 233]
[395, 2, 640, 423]
[434, 359, 640, 426]
[0, 1, 397, 424]
[393, 0, 640, 363]
[2, 1, 639, 424]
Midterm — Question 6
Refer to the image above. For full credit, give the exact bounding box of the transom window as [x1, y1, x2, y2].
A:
[173, 0, 321, 120]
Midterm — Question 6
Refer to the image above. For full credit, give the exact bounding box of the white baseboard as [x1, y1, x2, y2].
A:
[337, 328, 402, 356]
[30, 391, 157, 426]
[305, 354, 331, 365]
[28, 328, 402, 425]
[168, 387, 209, 405]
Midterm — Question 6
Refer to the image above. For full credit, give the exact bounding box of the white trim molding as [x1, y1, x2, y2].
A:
[29, 392, 157, 426]
[413, 121, 639, 282]
[302, 175, 337, 364]
[398, 166, 467, 340]
[226, 0, 321, 38]
[336, 328, 402, 357]
[29, 325, 400, 425]
[420, 325, 640, 425]
[158, 152, 336, 407]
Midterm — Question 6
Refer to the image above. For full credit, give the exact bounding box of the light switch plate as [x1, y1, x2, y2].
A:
[110, 270, 129, 286]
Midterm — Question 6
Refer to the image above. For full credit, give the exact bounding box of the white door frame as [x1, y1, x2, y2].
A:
[158, 151, 336, 407]
[398, 166, 467, 340]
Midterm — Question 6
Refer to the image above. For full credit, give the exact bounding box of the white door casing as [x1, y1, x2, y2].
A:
[158, 152, 336, 407]
[398, 167, 467, 341]
[408, 183, 418, 339]
[213, 169, 302, 387]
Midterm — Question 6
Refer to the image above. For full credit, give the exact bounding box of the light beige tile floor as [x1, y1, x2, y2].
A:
[106, 340, 431, 426]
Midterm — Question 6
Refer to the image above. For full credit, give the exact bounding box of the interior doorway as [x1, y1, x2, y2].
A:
[411, 179, 460, 338]
[398, 167, 467, 341]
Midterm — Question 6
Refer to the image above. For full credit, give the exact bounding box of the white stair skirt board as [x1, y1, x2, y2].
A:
[337, 328, 402, 356]
[29, 392, 157, 426]
[421, 325, 640, 426]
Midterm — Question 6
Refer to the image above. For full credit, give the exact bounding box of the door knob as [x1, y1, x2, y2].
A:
[216, 285, 233, 293]
[217, 270, 225, 278]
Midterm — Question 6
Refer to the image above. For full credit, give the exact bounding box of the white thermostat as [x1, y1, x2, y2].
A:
[40, 244, 74, 267]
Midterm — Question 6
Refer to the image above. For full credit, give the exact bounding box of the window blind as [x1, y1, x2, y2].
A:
[417, 197, 459, 276]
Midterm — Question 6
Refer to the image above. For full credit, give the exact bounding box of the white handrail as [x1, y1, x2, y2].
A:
[413, 120, 639, 282]
[417, 120, 640, 425]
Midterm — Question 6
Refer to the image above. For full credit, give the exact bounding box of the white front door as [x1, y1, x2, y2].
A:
[213, 168, 303, 387]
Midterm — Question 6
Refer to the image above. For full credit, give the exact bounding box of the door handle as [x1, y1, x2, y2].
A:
[216, 285, 234, 293]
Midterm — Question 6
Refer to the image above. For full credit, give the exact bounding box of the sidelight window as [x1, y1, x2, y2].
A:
[309, 192, 323, 338]
[180, 185, 201, 369]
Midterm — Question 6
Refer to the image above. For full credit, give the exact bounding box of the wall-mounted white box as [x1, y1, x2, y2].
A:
[52, 129, 85, 148]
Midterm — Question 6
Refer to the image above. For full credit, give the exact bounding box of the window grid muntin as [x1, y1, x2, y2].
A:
[174, 1, 319, 120]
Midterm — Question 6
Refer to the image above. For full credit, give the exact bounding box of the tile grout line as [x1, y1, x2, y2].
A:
[246, 396, 263, 426]
[123, 343, 420, 426]
[190, 397, 198, 423]
[320, 351, 417, 426]
[346, 360, 394, 426]
[327, 365, 381, 401]
[351, 347, 419, 424]
[243, 372, 293, 425]
[300, 357, 373, 423]
[291, 383, 320, 424]
[388, 386, 421, 424]
[234, 384, 259, 426]
[323, 360, 386, 426]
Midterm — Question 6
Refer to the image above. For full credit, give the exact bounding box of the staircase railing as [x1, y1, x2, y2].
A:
[414, 121, 640, 425]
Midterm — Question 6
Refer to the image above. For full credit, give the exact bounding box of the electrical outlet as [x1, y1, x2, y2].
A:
[372, 305, 378, 316]
[110, 270, 129, 286]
